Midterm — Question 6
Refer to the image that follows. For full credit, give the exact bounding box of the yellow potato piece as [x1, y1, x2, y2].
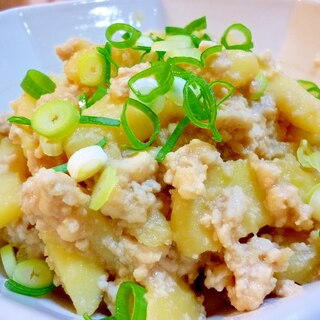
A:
[146, 273, 203, 320]
[44, 235, 104, 315]
[267, 72, 320, 133]
[171, 190, 221, 258]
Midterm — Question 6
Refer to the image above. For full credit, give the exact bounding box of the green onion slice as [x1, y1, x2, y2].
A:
[7, 116, 31, 126]
[298, 79, 320, 99]
[251, 71, 267, 101]
[167, 55, 203, 68]
[106, 23, 141, 49]
[5, 279, 56, 297]
[79, 115, 120, 127]
[96, 136, 109, 148]
[128, 61, 174, 103]
[52, 163, 68, 173]
[221, 23, 254, 51]
[121, 98, 160, 150]
[13, 259, 54, 289]
[89, 165, 118, 211]
[210, 80, 235, 106]
[165, 26, 188, 36]
[183, 76, 221, 141]
[87, 85, 108, 108]
[201, 45, 223, 63]
[297, 139, 320, 171]
[31, 100, 80, 140]
[155, 116, 190, 162]
[20, 69, 56, 100]
[184, 16, 207, 33]
[0, 244, 17, 278]
[115, 281, 147, 320]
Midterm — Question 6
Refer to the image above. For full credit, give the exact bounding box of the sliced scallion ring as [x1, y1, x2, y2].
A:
[0, 244, 17, 278]
[221, 23, 254, 51]
[184, 16, 207, 33]
[210, 80, 235, 106]
[86, 85, 108, 108]
[106, 23, 141, 49]
[13, 259, 54, 289]
[121, 98, 160, 150]
[20, 69, 56, 100]
[115, 281, 147, 320]
[298, 79, 320, 99]
[52, 163, 68, 173]
[128, 61, 174, 103]
[7, 115, 31, 126]
[89, 165, 118, 211]
[5, 279, 56, 297]
[250, 71, 268, 101]
[79, 115, 120, 127]
[155, 117, 190, 162]
[31, 100, 80, 140]
[201, 45, 223, 63]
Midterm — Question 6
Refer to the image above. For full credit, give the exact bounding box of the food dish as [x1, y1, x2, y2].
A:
[1, 0, 320, 319]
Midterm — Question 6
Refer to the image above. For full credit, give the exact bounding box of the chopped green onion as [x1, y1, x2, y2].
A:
[79, 115, 120, 127]
[97, 42, 119, 85]
[221, 23, 254, 51]
[12, 259, 54, 289]
[0, 244, 17, 278]
[128, 61, 173, 103]
[31, 100, 80, 140]
[297, 139, 320, 171]
[201, 45, 223, 63]
[89, 165, 118, 211]
[67, 145, 108, 182]
[52, 163, 68, 173]
[39, 136, 64, 157]
[152, 35, 194, 52]
[5, 279, 56, 297]
[78, 50, 107, 86]
[106, 23, 141, 49]
[87, 85, 108, 108]
[165, 26, 188, 36]
[155, 117, 190, 162]
[184, 16, 207, 33]
[78, 93, 88, 111]
[96, 136, 109, 148]
[210, 80, 235, 106]
[20, 69, 56, 100]
[308, 183, 320, 222]
[115, 281, 147, 320]
[250, 71, 267, 100]
[298, 79, 320, 99]
[121, 98, 160, 150]
[183, 76, 221, 141]
[166, 55, 203, 68]
[7, 115, 31, 126]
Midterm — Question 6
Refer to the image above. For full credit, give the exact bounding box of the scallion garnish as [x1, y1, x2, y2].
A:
[220, 23, 254, 51]
[121, 98, 160, 150]
[79, 115, 120, 127]
[20, 69, 56, 100]
[210, 80, 235, 106]
[165, 26, 188, 36]
[106, 23, 141, 49]
[128, 61, 174, 103]
[5, 279, 56, 297]
[298, 79, 320, 99]
[87, 85, 108, 108]
[184, 16, 207, 33]
[201, 45, 223, 64]
[115, 281, 147, 320]
[0, 244, 17, 278]
[52, 163, 68, 173]
[155, 116, 190, 162]
[96, 136, 109, 148]
[167, 55, 203, 68]
[183, 76, 221, 141]
[7, 115, 31, 126]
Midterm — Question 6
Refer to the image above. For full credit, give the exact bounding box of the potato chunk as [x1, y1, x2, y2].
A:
[267, 72, 320, 133]
[44, 234, 104, 315]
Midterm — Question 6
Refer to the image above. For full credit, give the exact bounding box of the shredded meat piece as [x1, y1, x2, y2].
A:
[21, 168, 89, 242]
[56, 38, 92, 61]
[0, 113, 11, 136]
[101, 152, 161, 223]
[224, 236, 292, 311]
[109, 63, 149, 102]
[204, 263, 233, 292]
[251, 158, 314, 230]
[273, 279, 302, 297]
[163, 139, 222, 200]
